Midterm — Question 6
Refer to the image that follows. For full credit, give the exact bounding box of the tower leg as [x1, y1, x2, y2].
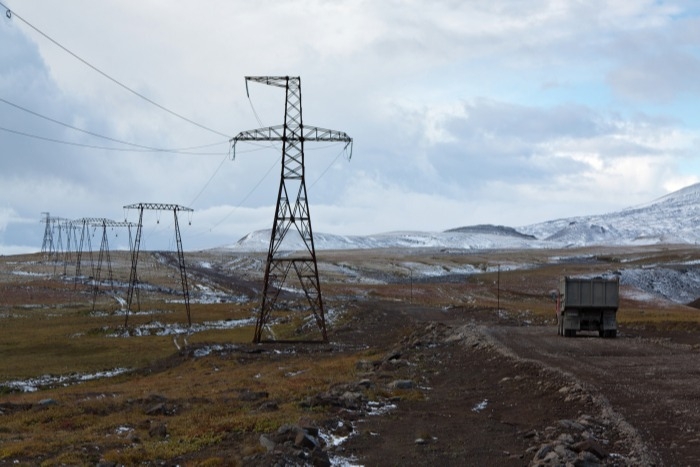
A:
[173, 209, 191, 326]
[125, 208, 144, 327]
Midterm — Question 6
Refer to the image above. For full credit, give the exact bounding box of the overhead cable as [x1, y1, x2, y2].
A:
[1, 1, 231, 138]
[0, 125, 226, 155]
[0, 97, 227, 153]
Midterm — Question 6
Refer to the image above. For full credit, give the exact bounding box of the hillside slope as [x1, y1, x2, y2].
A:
[229, 183, 700, 251]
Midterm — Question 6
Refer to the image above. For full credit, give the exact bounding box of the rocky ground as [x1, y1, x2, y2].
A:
[240, 301, 679, 466]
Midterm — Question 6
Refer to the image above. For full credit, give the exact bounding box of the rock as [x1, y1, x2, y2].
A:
[301, 425, 319, 438]
[535, 444, 552, 460]
[295, 431, 319, 450]
[355, 379, 373, 390]
[258, 401, 279, 411]
[355, 360, 377, 372]
[259, 434, 276, 452]
[553, 443, 575, 460]
[340, 391, 363, 403]
[390, 379, 414, 390]
[559, 419, 586, 431]
[572, 438, 608, 460]
[144, 403, 166, 415]
[37, 398, 57, 407]
[309, 447, 331, 467]
[557, 433, 574, 444]
[574, 451, 603, 466]
[148, 422, 168, 439]
[577, 414, 594, 425]
[238, 389, 269, 401]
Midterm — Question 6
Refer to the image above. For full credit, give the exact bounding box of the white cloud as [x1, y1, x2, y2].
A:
[1, 0, 700, 251]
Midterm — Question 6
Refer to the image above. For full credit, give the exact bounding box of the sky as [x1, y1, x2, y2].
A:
[2, 0, 700, 254]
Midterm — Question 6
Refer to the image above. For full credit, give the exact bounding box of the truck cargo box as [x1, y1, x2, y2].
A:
[557, 276, 619, 338]
[561, 277, 619, 310]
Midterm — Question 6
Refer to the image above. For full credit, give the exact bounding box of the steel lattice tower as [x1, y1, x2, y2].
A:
[71, 218, 135, 310]
[123, 203, 193, 327]
[40, 212, 53, 256]
[232, 76, 352, 343]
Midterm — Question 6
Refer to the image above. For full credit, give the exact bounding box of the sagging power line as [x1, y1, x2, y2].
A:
[1, 1, 230, 138]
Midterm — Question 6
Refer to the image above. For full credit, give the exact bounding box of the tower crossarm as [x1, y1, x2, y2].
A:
[231, 125, 352, 160]
[72, 217, 137, 228]
[245, 76, 290, 90]
[124, 203, 193, 212]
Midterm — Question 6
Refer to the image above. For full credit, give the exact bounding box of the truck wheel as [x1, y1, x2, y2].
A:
[598, 330, 605, 338]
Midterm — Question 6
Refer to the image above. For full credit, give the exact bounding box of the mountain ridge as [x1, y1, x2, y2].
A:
[227, 182, 700, 251]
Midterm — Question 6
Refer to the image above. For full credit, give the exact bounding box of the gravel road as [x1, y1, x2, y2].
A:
[486, 326, 700, 466]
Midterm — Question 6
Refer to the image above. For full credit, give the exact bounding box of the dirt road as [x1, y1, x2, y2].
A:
[486, 326, 700, 466]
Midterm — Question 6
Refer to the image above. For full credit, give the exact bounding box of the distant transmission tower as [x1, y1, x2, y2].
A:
[40, 213, 70, 265]
[232, 76, 353, 343]
[72, 218, 135, 311]
[123, 203, 193, 327]
[40, 212, 53, 255]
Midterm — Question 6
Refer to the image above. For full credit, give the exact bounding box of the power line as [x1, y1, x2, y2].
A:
[1, 1, 230, 138]
[0, 96, 228, 153]
[186, 154, 283, 241]
[0, 125, 227, 155]
[188, 152, 230, 207]
[309, 146, 348, 189]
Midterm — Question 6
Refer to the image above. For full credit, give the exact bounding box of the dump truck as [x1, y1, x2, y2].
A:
[556, 276, 619, 338]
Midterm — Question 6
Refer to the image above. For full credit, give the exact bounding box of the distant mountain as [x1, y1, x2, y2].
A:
[228, 183, 700, 251]
[518, 182, 700, 247]
[228, 227, 546, 252]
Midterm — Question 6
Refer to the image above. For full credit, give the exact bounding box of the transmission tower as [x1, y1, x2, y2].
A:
[40, 212, 53, 256]
[73, 218, 96, 289]
[40, 213, 69, 262]
[123, 203, 193, 327]
[72, 218, 135, 311]
[63, 220, 80, 276]
[231, 76, 353, 343]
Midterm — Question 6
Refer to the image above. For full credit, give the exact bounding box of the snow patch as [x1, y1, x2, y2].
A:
[1, 368, 130, 393]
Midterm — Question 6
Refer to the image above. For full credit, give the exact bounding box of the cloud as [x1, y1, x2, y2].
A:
[1, 0, 700, 252]
[606, 22, 700, 102]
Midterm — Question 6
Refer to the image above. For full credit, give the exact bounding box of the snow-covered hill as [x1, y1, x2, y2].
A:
[229, 183, 700, 251]
[519, 183, 700, 247]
